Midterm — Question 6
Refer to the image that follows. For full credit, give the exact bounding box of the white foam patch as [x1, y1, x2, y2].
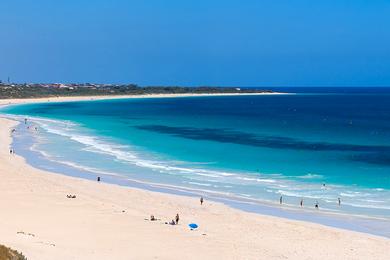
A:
[296, 173, 324, 179]
[186, 181, 212, 187]
[235, 176, 276, 183]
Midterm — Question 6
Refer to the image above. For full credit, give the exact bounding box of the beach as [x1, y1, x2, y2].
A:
[0, 92, 286, 107]
[0, 96, 389, 259]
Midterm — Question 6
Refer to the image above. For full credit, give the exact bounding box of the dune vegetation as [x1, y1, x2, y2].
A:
[0, 245, 26, 260]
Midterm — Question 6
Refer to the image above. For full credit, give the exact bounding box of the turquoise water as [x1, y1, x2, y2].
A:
[2, 92, 390, 219]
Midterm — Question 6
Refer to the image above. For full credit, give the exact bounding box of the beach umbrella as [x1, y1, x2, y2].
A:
[188, 223, 198, 229]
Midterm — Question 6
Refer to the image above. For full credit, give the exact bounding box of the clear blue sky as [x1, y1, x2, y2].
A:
[0, 0, 389, 86]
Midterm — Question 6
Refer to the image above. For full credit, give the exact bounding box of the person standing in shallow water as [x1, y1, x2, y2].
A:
[300, 199, 303, 207]
[338, 198, 341, 206]
[279, 196, 283, 205]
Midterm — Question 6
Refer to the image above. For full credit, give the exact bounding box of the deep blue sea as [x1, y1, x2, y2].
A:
[2, 88, 390, 222]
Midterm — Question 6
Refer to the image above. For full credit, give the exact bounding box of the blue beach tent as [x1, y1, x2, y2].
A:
[188, 223, 198, 229]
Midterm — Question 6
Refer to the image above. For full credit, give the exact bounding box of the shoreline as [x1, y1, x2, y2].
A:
[0, 96, 389, 259]
[0, 92, 288, 107]
[7, 114, 390, 238]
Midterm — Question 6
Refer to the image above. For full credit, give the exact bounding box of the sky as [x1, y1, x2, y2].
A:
[0, 0, 389, 86]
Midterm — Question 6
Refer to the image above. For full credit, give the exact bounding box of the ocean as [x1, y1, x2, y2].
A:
[2, 88, 390, 228]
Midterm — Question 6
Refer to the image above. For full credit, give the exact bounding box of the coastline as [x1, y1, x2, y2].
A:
[8, 114, 390, 238]
[0, 92, 288, 107]
[0, 96, 389, 259]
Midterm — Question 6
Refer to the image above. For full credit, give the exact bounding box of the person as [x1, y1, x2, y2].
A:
[300, 199, 303, 207]
[315, 201, 319, 209]
[175, 213, 180, 225]
[279, 196, 283, 205]
[200, 197, 204, 205]
[9, 149, 12, 154]
[169, 220, 176, 225]
[150, 215, 156, 221]
[338, 197, 341, 206]
[97, 176, 101, 182]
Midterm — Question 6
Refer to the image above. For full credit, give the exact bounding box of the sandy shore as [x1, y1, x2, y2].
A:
[0, 97, 389, 259]
[0, 92, 287, 108]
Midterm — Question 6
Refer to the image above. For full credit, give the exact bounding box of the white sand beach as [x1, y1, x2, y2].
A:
[0, 96, 389, 259]
[0, 92, 287, 107]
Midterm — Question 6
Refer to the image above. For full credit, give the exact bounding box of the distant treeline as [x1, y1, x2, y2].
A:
[0, 84, 273, 99]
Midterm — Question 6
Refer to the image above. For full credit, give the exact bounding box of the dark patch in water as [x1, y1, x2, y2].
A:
[136, 125, 390, 154]
[350, 153, 390, 166]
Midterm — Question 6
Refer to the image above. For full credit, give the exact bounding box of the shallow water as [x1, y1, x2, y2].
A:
[2, 90, 390, 223]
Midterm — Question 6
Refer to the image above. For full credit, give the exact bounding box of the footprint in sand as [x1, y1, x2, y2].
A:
[17, 231, 35, 237]
[36, 241, 56, 247]
[17, 231, 55, 247]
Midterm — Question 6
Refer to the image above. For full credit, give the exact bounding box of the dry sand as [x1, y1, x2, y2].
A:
[0, 96, 389, 259]
[0, 92, 286, 107]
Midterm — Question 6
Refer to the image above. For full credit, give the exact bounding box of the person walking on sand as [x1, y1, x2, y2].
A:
[200, 197, 204, 205]
[175, 213, 180, 225]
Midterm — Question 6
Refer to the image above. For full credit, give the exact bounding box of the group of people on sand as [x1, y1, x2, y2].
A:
[151, 197, 204, 226]
[168, 214, 180, 225]
[160, 213, 180, 225]
[279, 193, 342, 209]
